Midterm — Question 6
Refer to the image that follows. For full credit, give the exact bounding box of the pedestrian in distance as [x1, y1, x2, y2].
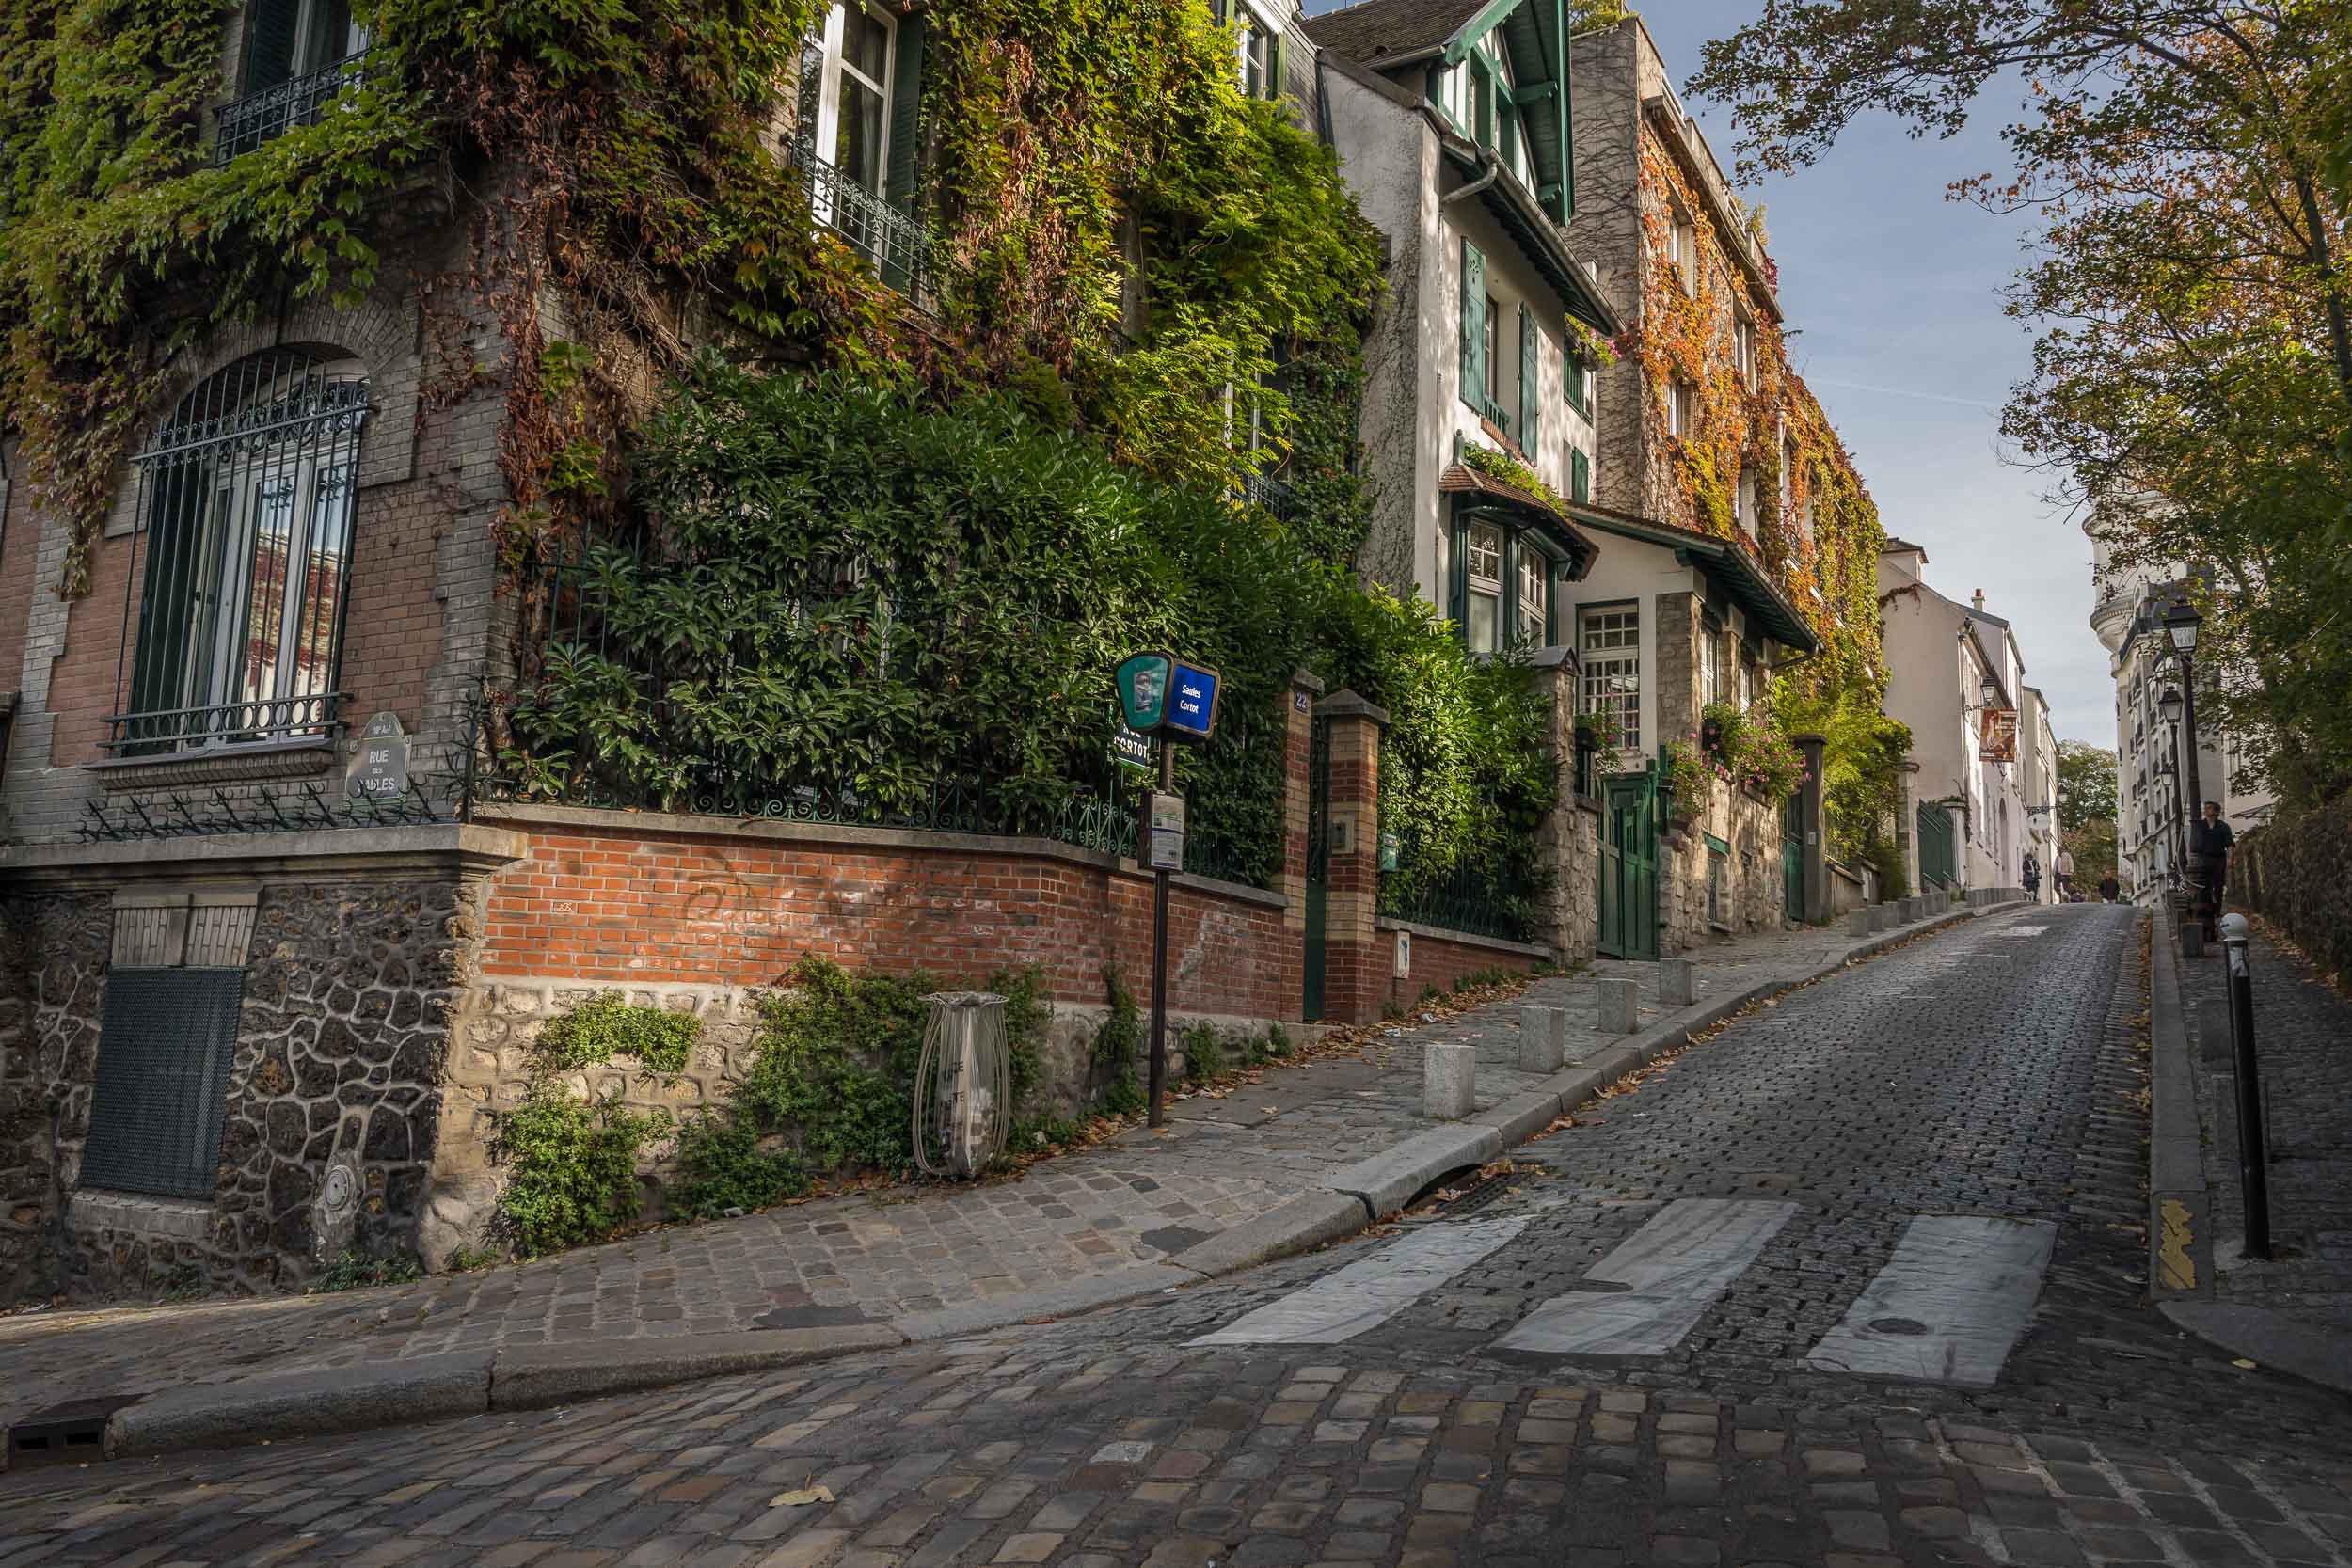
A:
[2055, 846, 2074, 895]
[2022, 852, 2040, 897]
[2188, 800, 2234, 937]
[2098, 872, 2121, 902]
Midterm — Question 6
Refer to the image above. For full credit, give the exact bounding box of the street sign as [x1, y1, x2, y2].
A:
[1379, 831, 1401, 872]
[1979, 707, 2019, 763]
[1164, 660, 1221, 742]
[1113, 721, 1153, 774]
[1116, 652, 1173, 734]
[348, 712, 409, 800]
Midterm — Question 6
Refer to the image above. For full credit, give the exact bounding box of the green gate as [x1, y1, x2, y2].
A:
[1597, 763, 1661, 959]
[1302, 713, 1331, 1020]
[1917, 800, 1957, 890]
[1783, 793, 1805, 922]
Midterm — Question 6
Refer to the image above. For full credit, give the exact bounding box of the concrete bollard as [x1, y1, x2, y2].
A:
[1846, 909, 1870, 937]
[1659, 958, 1694, 1009]
[1900, 896, 1921, 923]
[1864, 905, 1885, 932]
[1597, 977, 1639, 1035]
[1519, 1006, 1568, 1073]
[1424, 1040, 1476, 1119]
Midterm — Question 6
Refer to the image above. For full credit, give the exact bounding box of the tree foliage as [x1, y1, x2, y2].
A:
[2057, 740, 2119, 832]
[1690, 0, 2352, 809]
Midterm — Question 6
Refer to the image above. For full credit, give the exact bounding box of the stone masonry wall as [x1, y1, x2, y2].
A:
[0, 873, 485, 1304]
[2234, 794, 2352, 984]
[1661, 778, 1788, 955]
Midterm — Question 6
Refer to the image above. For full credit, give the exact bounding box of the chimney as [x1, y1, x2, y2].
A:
[1972, 589, 1986, 613]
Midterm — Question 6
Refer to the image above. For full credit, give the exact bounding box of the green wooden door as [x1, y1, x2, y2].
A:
[1598, 766, 1661, 959]
[1918, 801, 1956, 890]
[1302, 714, 1331, 1020]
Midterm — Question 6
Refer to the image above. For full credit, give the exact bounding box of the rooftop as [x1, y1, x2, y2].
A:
[1301, 0, 1488, 68]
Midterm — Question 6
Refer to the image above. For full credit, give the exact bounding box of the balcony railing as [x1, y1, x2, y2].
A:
[785, 136, 934, 309]
[1243, 469, 1301, 523]
[215, 50, 373, 165]
[104, 691, 347, 757]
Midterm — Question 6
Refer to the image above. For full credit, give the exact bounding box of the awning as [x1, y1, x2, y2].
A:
[1439, 463, 1599, 578]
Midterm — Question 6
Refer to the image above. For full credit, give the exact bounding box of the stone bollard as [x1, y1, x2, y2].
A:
[1863, 905, 1885, 932]
[1900, 896, 1921, 923]
[1519, 1006, 1568, 1073]
[1424, 1041, 1476, 1119]
[1597, 977, 1639, 1035]
[1659, 958, 1694, 1009]
[1846, 909, 1870, 937]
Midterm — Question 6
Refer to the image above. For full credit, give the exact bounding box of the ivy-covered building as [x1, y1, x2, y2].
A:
[0, 0, 1403, 1302]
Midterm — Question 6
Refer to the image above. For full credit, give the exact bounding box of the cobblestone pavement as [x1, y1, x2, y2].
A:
[0, 912, 1934, 1431]
[2180, 927, 2352, 1331]
[8, 901, 2352, 1566]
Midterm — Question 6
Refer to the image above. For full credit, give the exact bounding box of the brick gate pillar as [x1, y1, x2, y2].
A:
[1280, 670, 1325, 938]
[1795, 731, 1829, 924]
[1317, 689, 1389, 1025]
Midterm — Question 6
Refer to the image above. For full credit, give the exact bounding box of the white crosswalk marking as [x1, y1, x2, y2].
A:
[1494, 1198, 1798, 1357]
[1185, 1218, 1528, 1346]
[1804, 1213, 2056, 1386]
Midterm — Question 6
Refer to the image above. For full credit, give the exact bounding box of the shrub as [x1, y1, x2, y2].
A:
[670, 1116, 811, 1220]
[494, 1086, 670, 1258]
[1182, 1022, 1227, 1082]
[539, 992, 701, 1075]
[307, 1252, 425, 1293]
[1264, 1022, 1293, 1059]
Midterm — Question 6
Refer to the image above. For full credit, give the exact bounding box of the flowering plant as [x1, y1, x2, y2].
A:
[1698, 701, 1807, 803]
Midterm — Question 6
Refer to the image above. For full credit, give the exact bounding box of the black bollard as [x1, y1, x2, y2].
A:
[2219, 913, 2272, 1259]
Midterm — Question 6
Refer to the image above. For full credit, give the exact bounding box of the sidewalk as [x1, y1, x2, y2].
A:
[1, 897, 2010, 1457]
[2148, 913, 2352, 1394]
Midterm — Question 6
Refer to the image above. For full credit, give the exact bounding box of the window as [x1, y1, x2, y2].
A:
[1666, 376, 1695, 439]
[1737, 469, 1759, 538]
[1699, 620, 1724, 707]
[1464, 520, 1504, 655]
[1738, 642, 1759, 708]
[1734, 311, 1756, 384]
[114, 351, 368, 754]
[1668, 199, 1696, 291]
[1580, 606, 1641, 750]
[791, 3, 928, 292]
[1471, 57, 1494, 145]
[216, 0, 371, 161]
[1516, 544, 1550, 648]
[1565, 343, 1589, 416]
[1518, 303, 1540, 447]
[1707, 843, 1728, 927]
[1485, 297, 1502, 406]
[1222, 1, 1280, 103]
[1568, 445, 1591, 503]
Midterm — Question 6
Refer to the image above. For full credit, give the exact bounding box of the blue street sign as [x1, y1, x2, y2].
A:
[1165, 660, 1220, 742]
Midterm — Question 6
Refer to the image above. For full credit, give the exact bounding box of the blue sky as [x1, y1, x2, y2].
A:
[1300, 0, 2111, 744]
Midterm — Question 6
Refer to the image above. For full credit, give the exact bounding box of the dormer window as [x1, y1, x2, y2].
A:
[215, 0, 371, 162]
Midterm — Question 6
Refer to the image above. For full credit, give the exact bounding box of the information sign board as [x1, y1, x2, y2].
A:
[1164, 660, 1220, 742]
[1117, 652, 1173, 733]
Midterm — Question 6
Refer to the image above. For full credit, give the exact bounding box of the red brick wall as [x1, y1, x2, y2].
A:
[1378, 923, 1546, 1017]
[478, 819, 1305, 1022]
[0, 467, 37, 690]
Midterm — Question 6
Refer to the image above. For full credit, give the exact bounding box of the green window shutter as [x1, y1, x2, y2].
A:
[1460, 240, 1486, 411]
[1268, 27, 1284, 103]
[884, 16, 927, 209]
[1570, 446, 1591, 504]
[1518, 304, 1539, 447]
[1448, 518, 1469, 634]
[242, 0, 301, 93]
[1565, 345, 1587, 414]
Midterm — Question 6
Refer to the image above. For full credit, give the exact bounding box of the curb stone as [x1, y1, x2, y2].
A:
[58, 899, 2024, 1463]
[2158, 1301, 2352, 1397]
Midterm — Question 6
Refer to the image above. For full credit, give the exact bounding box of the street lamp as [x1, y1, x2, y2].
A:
[1979, 676, 2000, 708]
[2163, 596, 2211, 933]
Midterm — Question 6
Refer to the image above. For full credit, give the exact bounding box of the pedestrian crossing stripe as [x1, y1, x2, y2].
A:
[1494, 1198, 1797, 1357]
[1804, 1214, 2057, 1386]
[1184, 1217, 1528, 1346]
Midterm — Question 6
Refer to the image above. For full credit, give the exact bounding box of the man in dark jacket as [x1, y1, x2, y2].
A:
[2188, 800, 2234, 931]
[2098, 872, 2121, 902]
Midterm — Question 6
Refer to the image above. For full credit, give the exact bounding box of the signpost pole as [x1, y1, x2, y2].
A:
[1148, 741, 1175, 1129]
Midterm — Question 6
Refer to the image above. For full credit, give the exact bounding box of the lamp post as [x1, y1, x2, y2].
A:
[2157, 688, 2185, 892]
[2163, 596, 2209, 932]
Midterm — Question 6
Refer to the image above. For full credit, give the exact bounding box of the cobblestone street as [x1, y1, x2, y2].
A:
[5, 902, 2348, 1566]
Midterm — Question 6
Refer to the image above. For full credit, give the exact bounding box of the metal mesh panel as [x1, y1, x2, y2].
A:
[78, 970, 247, 1201]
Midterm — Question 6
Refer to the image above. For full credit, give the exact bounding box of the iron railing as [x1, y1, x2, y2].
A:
[784, 137, 933, 307]
[215, 49, 374, 164]
[1243, 470, 1301, 523]
[104, 691, 347, 756]
[1379, 832, 1542, 944]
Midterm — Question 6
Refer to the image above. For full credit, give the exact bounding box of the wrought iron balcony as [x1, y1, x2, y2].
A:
[215, 50, 373, 165]
[784, 136, 934, 309]
[104, 691, 346, 756]
[1243, 469, 1301, 523]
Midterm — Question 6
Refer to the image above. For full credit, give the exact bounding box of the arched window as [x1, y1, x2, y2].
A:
[111, 351, 370, 755]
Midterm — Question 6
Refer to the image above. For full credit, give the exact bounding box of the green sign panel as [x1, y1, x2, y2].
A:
[1378, 831, 1400, 872]
[1116, 651, 1173, 733]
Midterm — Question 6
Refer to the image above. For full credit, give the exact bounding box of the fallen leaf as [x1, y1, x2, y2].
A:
[2232, 1358, 2259, 1370]
[771, 1485, 835, 1508]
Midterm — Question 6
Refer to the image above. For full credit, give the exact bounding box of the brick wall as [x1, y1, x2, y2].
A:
[474, 813, 1304, 1023]
[1376, 921, 1549, 1018]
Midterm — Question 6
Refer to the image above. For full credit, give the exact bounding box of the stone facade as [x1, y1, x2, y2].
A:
[1660, 782, 1788, 955]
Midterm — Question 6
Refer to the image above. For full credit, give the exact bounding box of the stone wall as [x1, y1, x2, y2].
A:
[0, 869, 486, 1305]
[2234, 794, 2352, 984]
[1661, 778, 1788, 954]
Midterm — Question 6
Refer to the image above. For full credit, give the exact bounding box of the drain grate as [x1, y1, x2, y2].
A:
[1438, 1172, 1519, 1216]
[1868, 1317, 1930, 1337]
[7, 1396, 135, 1468]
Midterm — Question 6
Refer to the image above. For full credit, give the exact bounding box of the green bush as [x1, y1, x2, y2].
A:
[1264, 1022, 1293, 1059]
[670, 1116, 811, 1220]
[494, 1086, 670, 1258]
[1182, 1022, 1227, 1082]
[539, 992, 702, 1075]
[306, 1251, 425, 1293]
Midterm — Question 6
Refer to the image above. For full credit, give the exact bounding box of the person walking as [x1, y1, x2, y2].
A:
[2055, 846, 2074, 897]
[2022, 851, 2040, 899]
[2098, 871, 2121, 903]
[2188, 800, 2234, 934]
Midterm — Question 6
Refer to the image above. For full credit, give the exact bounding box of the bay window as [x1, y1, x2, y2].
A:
[1450, 512, 1564, 655]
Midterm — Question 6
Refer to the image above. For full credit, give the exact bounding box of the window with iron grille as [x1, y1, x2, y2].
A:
[110, 351, 370, 756]
[215, 0, 372, 163]
[79, 894, 257, 1201]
